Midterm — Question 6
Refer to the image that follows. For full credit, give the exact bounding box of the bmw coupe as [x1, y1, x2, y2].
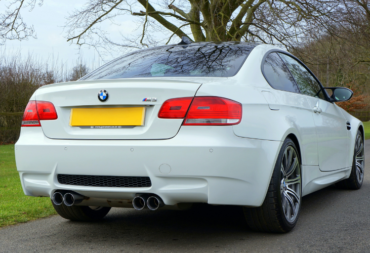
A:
[15, 40, 364, 233]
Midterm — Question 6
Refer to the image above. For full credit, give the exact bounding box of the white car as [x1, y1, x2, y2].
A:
[15, 41, 364, 233]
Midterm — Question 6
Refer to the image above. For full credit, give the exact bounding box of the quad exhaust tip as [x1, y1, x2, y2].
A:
[52, 192, 64, 206]
[63, 193, 75, 207]
[132, 196, 146, 210]
[53, 191, 163, 209]
[147, 196, 163, 211]
[132, 195, 164, 211]
[63, 192, 84, 206]
[51, 191, 85, 207]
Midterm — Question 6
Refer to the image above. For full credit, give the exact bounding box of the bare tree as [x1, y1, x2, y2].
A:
[290, 0, 370, 92]
[0, 0, 337, 54]
[42, 70, 56, 84]
[340, 0, 370, 63]
[0, 0, 43, 44]
[69, 64, 89, 81]
[307, 1, 370, 63]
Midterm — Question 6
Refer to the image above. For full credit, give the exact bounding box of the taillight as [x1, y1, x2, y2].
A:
[36, 101, 58, 120]
[184, 97, 242, 125]
[21, 101, 58, 127]
[158, 96, 242, 125]
[158, 97, 193, 118]
[22, 101, 41, 127]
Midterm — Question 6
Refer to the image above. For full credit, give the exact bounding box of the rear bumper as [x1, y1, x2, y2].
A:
[15, 126, 281, 207]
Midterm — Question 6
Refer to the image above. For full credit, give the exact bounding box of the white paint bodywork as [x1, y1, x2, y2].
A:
[15, 44, 363, 207]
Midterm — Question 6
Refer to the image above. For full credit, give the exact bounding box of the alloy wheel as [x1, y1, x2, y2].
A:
[280, 146, 301, 223]
[355, 133, 365, 184]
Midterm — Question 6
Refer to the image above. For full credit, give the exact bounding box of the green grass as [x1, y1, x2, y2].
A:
[364, 121, 370, 140]
[0, 145, 55, 228]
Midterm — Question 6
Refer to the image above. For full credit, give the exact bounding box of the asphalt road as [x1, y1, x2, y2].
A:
[1, 141, 370, 253]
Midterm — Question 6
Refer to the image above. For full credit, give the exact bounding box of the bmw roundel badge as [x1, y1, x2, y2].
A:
[98, 90, 109, 102]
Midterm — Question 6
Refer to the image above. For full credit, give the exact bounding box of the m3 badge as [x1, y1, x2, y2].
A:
[142, 97, 157, 102]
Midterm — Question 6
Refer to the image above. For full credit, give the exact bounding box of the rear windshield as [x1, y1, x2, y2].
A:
[81, 43, 255, 80]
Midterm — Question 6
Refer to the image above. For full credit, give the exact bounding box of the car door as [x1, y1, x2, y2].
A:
[261, 52, 319, 166]
[279, 53, 350, 171]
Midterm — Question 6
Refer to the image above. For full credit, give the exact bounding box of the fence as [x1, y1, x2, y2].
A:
[0, 112, 23, 144]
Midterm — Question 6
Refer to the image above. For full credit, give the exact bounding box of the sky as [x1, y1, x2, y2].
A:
[0, 0, 142, 69]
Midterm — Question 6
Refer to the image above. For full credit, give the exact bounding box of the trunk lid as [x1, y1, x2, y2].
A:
[35, 78, 202, 140]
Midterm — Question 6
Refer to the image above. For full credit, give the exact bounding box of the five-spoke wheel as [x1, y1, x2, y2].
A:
[280, 146, 301, 224]
[355, 132, 365, 184]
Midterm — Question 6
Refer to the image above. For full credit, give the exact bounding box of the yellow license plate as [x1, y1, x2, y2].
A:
[70, 107, 146, 126]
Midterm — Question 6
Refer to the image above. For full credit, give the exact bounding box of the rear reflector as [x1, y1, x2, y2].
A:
[183, 97, 242, 125]
[21, 101, 58, 127]
[158, 97, 193, 118]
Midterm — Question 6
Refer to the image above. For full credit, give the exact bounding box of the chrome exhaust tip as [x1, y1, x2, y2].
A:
[132, 196, 146, 210]
[147, 196, 164, 211]
[63, 192, 84, 207]
[52, 192, 64, 206]
[63, 193, 75, 207]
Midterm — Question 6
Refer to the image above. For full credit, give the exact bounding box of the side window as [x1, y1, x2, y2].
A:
[278, 53, 325, 99]
[263, 53, 300, 93]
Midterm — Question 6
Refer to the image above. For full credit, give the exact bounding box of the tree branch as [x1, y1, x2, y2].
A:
[133, 10, 202, 25]
[168, 4, 188, 19]
[10, 0, 25, 31]
[136, 0, 192, 40]
[236, 0, 267, 40]
[140, 0, 149, 47]
[188, 2, 205, 42]
[67, 0, 124, 44]
[228, 0, 255, 40]
[166, 23, 190, 44]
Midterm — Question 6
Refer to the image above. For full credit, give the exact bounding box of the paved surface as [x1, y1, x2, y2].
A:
[1, 141, 370, 253]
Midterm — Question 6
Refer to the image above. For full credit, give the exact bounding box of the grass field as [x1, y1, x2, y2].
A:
[364, 121, 370, 140]
[0, 144, 55, 228]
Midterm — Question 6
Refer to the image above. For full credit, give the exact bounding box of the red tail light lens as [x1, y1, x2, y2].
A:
[22, 101, 41, 127]
[158, 96, 242, 126]
[21, 101, 58, 127]
[36, 101, 58, 120]
[183, 97, 242, 125]
[158, 97, 193, 118]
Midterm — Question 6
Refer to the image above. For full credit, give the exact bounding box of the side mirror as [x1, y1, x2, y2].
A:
[324, 87, 353, 102]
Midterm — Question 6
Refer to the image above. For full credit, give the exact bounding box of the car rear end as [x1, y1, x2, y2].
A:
[15, 43, 281, 210]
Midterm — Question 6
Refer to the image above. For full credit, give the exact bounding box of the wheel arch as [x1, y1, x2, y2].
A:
[359, 124, 365, 141]
[347, 117, 364, 164]
[286, 133, 302, 166]
[280, 128, 303, 165]
[268, 132, 303, 189]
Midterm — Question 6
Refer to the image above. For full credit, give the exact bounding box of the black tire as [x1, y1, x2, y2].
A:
[244, 138, 302, 233]
[52, 201, 111, 221]
[337, 130, 364, 190]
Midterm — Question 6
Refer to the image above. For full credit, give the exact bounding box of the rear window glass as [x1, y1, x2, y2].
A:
[81, 44, 255, 80]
